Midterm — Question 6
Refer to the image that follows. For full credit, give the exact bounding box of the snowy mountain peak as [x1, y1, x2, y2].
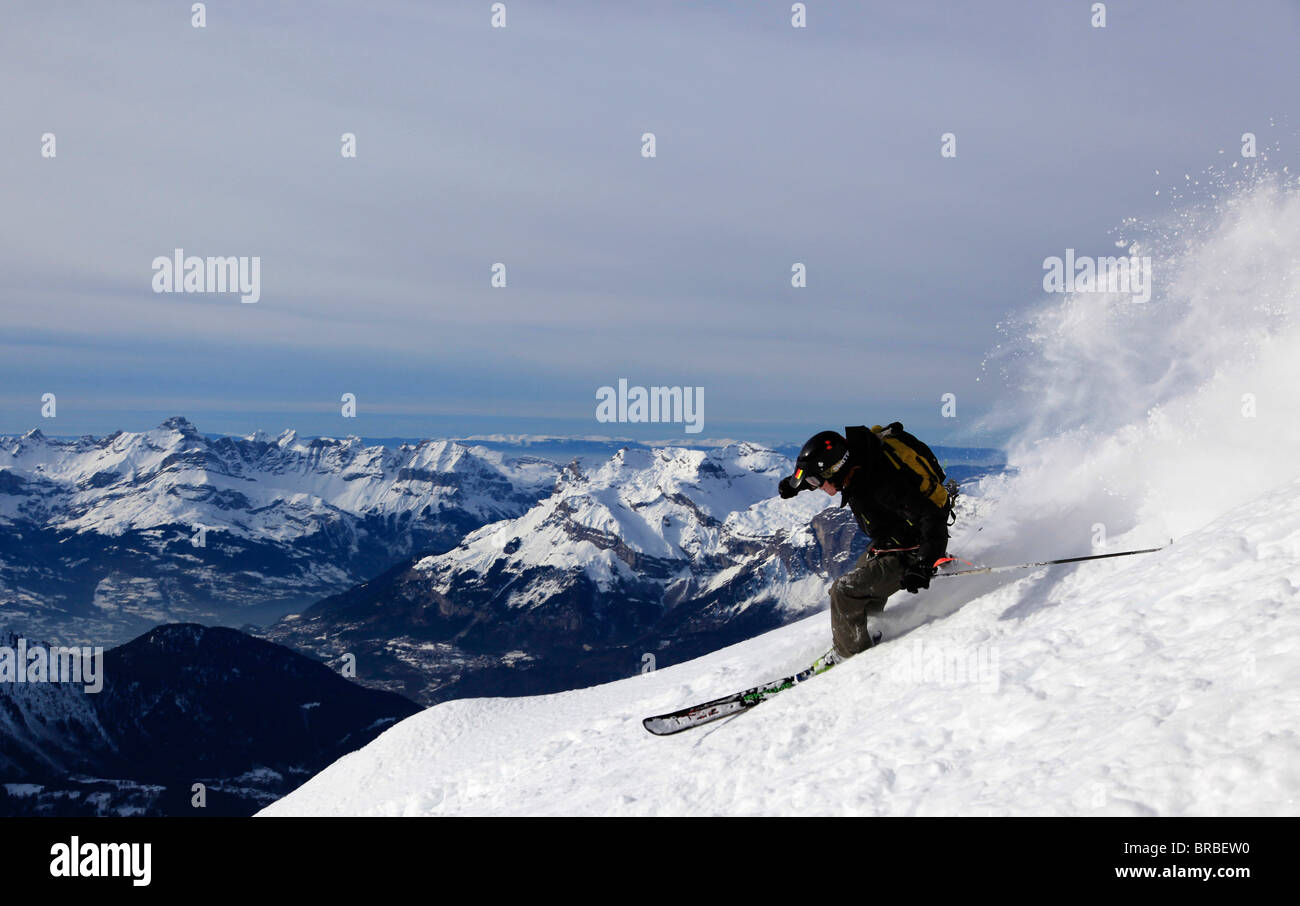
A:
[390, 439, 840, 654]
[157, 415, 200, 437]
[269, 435, 858, 704]
[0, 420, 565, 645]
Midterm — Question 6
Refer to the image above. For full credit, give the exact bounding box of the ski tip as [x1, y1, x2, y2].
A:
[642, 717, 688, 736]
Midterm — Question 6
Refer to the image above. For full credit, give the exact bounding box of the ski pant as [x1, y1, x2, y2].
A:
[830, 550, 908, 658]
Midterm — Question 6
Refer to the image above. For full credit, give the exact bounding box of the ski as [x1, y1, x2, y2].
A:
[642, 648, 843, 736]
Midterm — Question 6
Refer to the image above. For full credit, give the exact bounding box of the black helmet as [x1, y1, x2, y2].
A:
[793, 430, 850, 489]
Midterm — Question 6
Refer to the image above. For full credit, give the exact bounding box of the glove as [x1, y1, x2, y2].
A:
[778, 475, 800, 499]
[901, 563, 933, 593]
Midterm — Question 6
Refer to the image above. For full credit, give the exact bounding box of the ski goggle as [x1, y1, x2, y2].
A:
[792, 468, 823, 489]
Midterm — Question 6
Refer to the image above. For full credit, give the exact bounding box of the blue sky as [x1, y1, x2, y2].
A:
[2, 0, 1298, 447]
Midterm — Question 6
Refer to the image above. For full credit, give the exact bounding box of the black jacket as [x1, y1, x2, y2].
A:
[837, 425, 949, 568]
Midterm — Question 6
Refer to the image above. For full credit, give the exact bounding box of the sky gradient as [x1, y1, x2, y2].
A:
[2, 0, 1298, 446]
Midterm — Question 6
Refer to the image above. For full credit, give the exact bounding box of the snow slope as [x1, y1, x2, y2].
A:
[263, 171, 1300, 817]
[260, 477, 1300, 816]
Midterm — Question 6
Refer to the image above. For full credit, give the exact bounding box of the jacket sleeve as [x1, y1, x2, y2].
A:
[913, 499, 949, 569]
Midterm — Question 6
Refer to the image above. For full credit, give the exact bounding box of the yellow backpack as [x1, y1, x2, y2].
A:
[870, 422, 950, 510]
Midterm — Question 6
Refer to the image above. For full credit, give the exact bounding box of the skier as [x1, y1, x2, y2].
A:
[779, 425, 954, 658]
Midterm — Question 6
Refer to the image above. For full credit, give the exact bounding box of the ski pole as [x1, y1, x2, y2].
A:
[932, 545, 1165, 578]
